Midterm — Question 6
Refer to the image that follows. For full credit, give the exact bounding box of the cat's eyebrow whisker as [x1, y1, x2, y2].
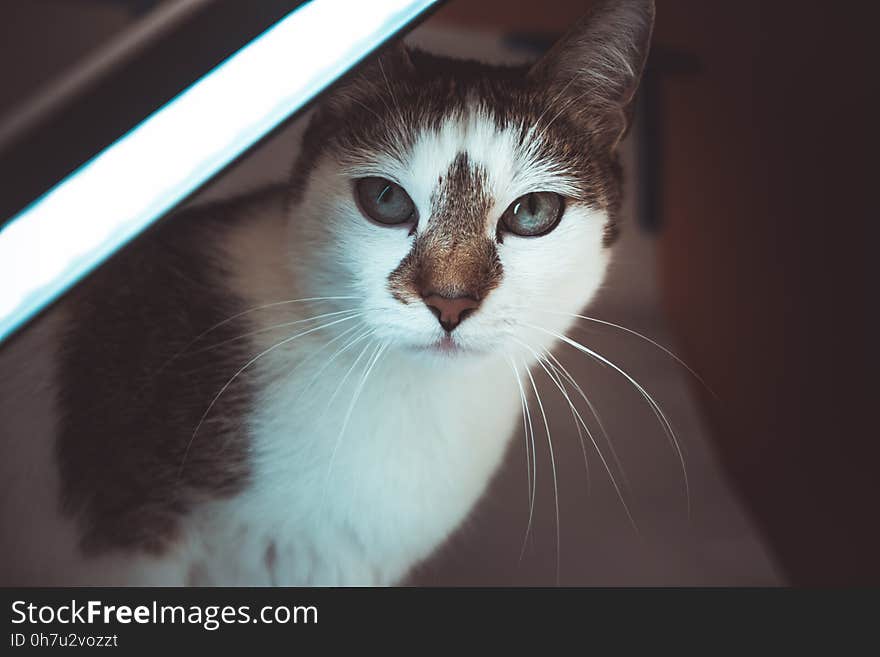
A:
[349, 97, 386, 125]
[322, 341, 388, 506]
[531, 76, 578, 134]
[177, 313, 364, 480]
[527, 74, 581, 148]
[523, 361, 561, 585]
[377, 58, 407, 137]
[358, 76, 397, 121]
[525, 322, 692, 520]
[507, 356, 537, 564]
[533, 88, 590, 148]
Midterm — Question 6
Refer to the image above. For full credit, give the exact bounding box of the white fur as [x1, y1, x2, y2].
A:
[0, 109, 610, 585]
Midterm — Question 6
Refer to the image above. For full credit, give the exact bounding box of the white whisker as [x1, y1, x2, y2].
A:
[377, 58, 407, 136]
[516, 338, 638, 533]
[316, 333, 378, 424]
[527, 74, 580, 147]
[513, 361, 535, 523]
[298, 327, 377, 404]
[178, 313, 361, 479]
[539, 352, 592, 494]
[526, 305, 717, 399]
[188, 308, 366, 356]
[216, 322, 368, 457]
[543, 349, 630, 491]
[526, 322, 691, 519]
[524, 362, 561, 585]
[507, 357, 537, 564]
[143, 296, 362, 387]
[322, 341, 387, 505]
[349, 97, 386, 124]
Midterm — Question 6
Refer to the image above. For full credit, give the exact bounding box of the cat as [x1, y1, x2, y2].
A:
[0, 0, 654, 585]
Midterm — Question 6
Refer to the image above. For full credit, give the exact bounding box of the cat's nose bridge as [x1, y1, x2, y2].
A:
[387, 229, 503, 313]
[418, 235, 500, 297]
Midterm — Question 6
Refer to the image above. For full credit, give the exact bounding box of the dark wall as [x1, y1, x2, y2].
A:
[653, 1, 877, 585]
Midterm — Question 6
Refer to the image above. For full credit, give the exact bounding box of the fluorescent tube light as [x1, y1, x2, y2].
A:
[0, 0, 437, 343]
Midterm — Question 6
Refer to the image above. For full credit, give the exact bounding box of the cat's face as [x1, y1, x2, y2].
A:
[287, 0, 654, 361]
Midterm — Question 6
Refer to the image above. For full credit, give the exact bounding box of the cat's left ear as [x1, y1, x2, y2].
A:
[529, 0, 655, 149]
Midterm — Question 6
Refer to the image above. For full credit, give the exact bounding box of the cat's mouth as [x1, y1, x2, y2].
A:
[414, 334, 470, 357]
[434, 334, 461, 354]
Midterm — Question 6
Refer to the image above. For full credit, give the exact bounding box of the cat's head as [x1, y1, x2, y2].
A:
[287, 0, 654, 361]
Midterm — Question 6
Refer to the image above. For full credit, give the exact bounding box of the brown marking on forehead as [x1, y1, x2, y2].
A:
[388, 152, 502, 302]
[430, 152, 492, 236]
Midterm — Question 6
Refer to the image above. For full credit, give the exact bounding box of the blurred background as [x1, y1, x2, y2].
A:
[0, 0, 874, 585]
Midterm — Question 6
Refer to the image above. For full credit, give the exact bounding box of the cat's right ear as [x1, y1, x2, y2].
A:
[323, 41, 415, 116]
[529, 0, 655, 149]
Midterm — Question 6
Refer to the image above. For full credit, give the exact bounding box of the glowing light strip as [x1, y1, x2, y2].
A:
[0, 0, 437, 344]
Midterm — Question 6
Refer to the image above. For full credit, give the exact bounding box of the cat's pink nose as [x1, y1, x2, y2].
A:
[422, 293, 480, 333]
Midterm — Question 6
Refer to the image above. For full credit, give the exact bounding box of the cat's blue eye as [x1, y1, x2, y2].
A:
[500, 192, 564, 237]
[355, 177, 417, 226]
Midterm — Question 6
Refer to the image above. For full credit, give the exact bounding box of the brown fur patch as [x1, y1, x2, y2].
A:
[388, 153, 502, 303]
[55, 190, 283, 555]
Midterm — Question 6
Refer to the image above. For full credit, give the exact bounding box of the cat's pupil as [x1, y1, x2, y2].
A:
[515, 194, 541, 226]
[526, 193, 536, 215]
[378, 185, 393, 204]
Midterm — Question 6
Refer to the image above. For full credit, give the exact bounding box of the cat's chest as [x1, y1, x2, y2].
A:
[187, 350, 522, 585]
